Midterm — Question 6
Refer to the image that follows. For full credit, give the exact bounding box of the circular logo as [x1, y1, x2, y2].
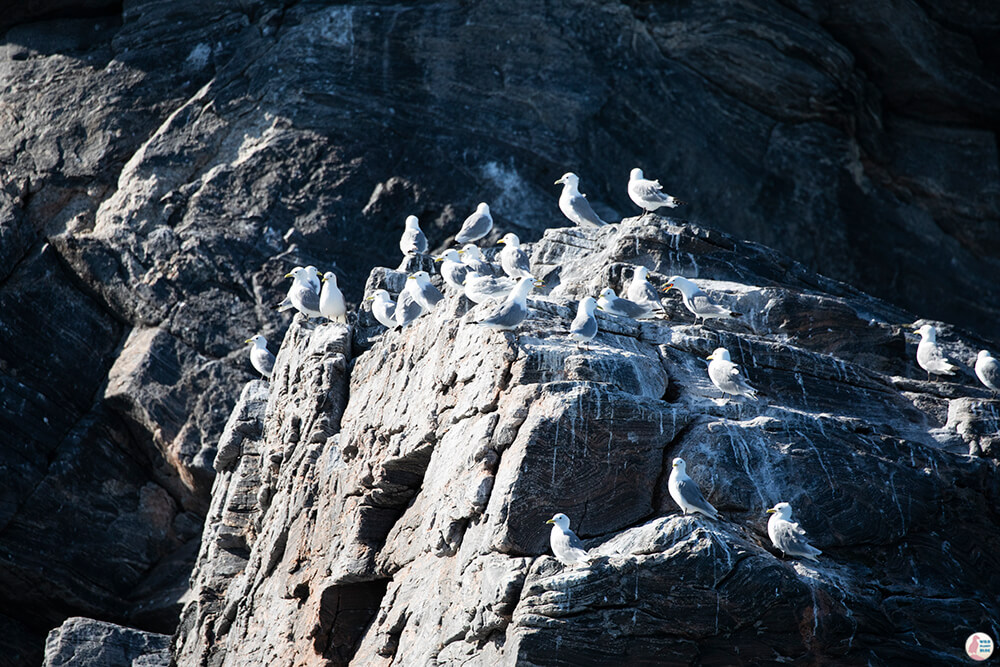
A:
[966, 633, 994, 661]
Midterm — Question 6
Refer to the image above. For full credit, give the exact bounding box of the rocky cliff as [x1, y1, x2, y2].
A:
[172, 217, 999, 666]
[2, 0, 999, 664]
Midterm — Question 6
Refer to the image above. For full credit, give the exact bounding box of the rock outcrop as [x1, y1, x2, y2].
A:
[173, 217, 1000, 666]
[3, 1, 999, 663]
[43, 617, 169, 667]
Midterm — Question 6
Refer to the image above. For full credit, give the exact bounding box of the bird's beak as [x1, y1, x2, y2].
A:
[284, 272, 294, 278]
[706, 354, 715, 360]
[671, 463, 678, 468]
[596, 305, 604, 311]
[766, 508, 777, 514]
[545, 519, 554, 525]
[434, 257, 445, 263]
[365, 296, 374, 301]
[498, 239, 506, 245]
[661, 283, 674, 293]
[554, 178, 563, 185]
[533, 280, 544, 288]
[244, 338, 253, 343]
[407, 276, 416, 280]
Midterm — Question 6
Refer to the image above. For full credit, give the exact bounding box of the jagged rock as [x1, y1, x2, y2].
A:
[175, 218, 1000, 665]
[1, 0, 999, 660]
[42, 617, 169, 667]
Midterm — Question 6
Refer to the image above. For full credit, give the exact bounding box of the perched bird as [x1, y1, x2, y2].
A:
[464, 270, 517, 304]
[245, 334, 276, 379]
[404, 270, 445, 313]
[478, 276, 540, 330]
[320, 272, 347, 323]
[497, 233, 533, 279]
[628, 167, 686, 214]
[706, 348, 758, 401]
[627, 266, 666, 315]
[545, 513, 590, 566]
[366, 289, 396, 329]
[282, 266, 322, 318]
[460, 243, 496, 276]
[597, 287, 655, 319]
[913, 324, 958, 381]
[766, 502, 822, 562]
[663, 276, 741, 323]
[569, 296, 599, 348]
[975, 350, 1000, 394]
[668, 458, 719, 519]
[399, 215, 428, 256]
[394, 289, 423, 328]
[554, 172, 607, 227]
[455, 202, 493, 244]
[435, 249, 470, 291]
[277, 265, 320, 311]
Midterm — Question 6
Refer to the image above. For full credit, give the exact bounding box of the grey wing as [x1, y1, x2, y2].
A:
[277, 295, 294, 312]
[420, 282, 445, 306]
[773, 521, 820, 557]
[293, 284, 321, 312]
[616, 297, 650, 318]
[395, 291, 423, 326]
[414, 230, 427, 254]
[690, 294, 730, 317]
[443, 263, 469, 287]
[570, 313, 598, 338]
[565, 193, 607, 227]
[565, 529, 586, 552]
[252, 348, 275, 377]
[480, 301, 527, 328]
[981, 359, 1000, 388]
[456, 213, 492, 243]
[635, 180, 669, 204]
[676, 478, 717, 517]
[480, 277, 516, 297]
[512, 248, 531, 274]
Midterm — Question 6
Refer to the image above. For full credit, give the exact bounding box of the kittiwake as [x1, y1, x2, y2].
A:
[283, 266, 322, 318]
[627, 266, 666, 315]
[320, 272, 347, 322]
[668, 458, 719, 519]
[405, 270, 444, 313]
[464, 269, 516, 304]
[546, 513, 590, 566]
[569, 296, 599, 348]
[663, 276, 741, 323]
[913, 324, 958, 380]
[597, 287, 654, 319]
[975, 350, 1000, 394]
[435, 249, 470, 291]
[399, 214, 428, 256]
[455, 202, 493, 244]
[477, 276, 539, 330]
[554, 172, 607, 227]
[366, 289, 397, 329]
[766, 502, 822, 562]
[497, 233, 532, 279]
[628, 167, 686, 214]
[706, 348, 758, 401]
[245, 334, 276, 379]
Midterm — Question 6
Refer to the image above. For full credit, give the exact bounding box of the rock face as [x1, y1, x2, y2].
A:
[174, 217, 1000, 666]
[43, 617, 169, 667]
[2, 1, 999, 663]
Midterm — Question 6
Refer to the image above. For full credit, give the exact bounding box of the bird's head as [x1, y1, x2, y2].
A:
[706, 348, 730, 362]
[630, 167, 643, 180]
[546, 513, 570, 529]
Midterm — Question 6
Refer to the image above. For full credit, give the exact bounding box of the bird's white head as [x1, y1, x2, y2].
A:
[405, 215, 420, 228]
[409, 270, 431, 284]
[634, 266, 649, 280]
[499, 232, 520, 247]
[461, 243, 484, 260]
[284, 266, 304, 279]
[671, 457, 686, 472]
[245, 334, 267, 347]
[369, 289, 391, 302]
[663, 275, 695, 295]
[322, 271, 337, 284]
[580, 295, 598, 314]
[766, 502, 793, 519]
[546, 513, 571, 530]
[978, 350, 994, 361]
[706, 347, 731, 362]
[477, 202, 490, 214]
[555, 172, 579, 187]
[437, 249, 461, 263]
[599, 287, 617, 299]
[913, 324, 936, 341]
[630, 167, 644, 180]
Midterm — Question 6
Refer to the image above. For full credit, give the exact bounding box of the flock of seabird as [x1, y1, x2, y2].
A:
[242, 166, 999, 568]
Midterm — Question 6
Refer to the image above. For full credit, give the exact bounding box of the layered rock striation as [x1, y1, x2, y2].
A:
[173, 217, 1000, 666]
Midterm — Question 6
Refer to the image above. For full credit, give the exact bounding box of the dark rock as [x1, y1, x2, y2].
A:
[42, 617, 169, 667]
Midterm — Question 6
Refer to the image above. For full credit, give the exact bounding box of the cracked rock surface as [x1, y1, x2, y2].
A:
[173, 218, 1000, 665]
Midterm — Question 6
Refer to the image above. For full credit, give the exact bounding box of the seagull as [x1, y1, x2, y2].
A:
[405, 270, 445, 313]
[245, 334, 276, 379]
[497, 233, 533, 279]
[394, 288, 423, 328]
[627, 266, 666, 315]
[668, 458, 719, 519]
[282, 266, 322, 318]
[545, 513, 590, 566]
[455, 202, 493, 244]
[477, 276, 540, 330]
[277, 265, 320, 311]
[463, 269, 517, 304]
[569, 296, 599, 348]
[435, 249, 469, 291]
[975, 350, 1000, 395]
[766, 502, 822, 562]
[597, 287, 654, 319]
[320, 272, 347, 323]
[554, 172, 607, 227]
[399, 214, 428, 256]
[628, 167, 686, 215]
[460, 243, 496, 275]
[365, 289, 396, 329]
[706, 348, 758, 401]
[663, 276, 741, 323]
[913, 324, 958, 381]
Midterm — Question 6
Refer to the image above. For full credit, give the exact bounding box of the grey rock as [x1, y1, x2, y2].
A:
[43, 617, 169, 667]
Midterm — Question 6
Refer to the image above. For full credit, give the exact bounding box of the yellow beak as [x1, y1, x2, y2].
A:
[545, 519, 554, 524]
[766, 508, 777, 514]
[706, 354, 715, 360]
[244, 338, 253, 343]
[284, 272, 294, 278]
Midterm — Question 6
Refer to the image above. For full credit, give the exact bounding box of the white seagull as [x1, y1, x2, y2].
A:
[244, 334, 276, 379]
[913, 324, 958, 381]
[477, 276, 539, 330]
[554, 172, 607, 227]
[455, 202, 493, 244]
[628, 167, 686, 214]
[463, 269, 516, 304]
[320, 271, 347, 323]
[766, 502, 822, 562]
[627, 266, 665, 315]
[435, 249, 470, 291]
[405, 270, 445, 314]
[366, 289, 396, 329]
[282, 266, 322, 318]
[497, 233, 533, 279]
[545, 513, 590, 566]
[668, 458, 719, 519]
[569, 296, 599, 348]
[706, 348, 758, 401]
[975, 350, 1000, 394]
[663, 275, 741, 323]
[597, 287, 655, 320]
[399, 215, 428, 256]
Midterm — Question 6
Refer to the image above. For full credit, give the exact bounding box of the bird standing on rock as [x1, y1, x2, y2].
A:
[554, 172, 607, 227]
[320, 272, 347, 323]
[913, 324, 958, 381]
[455, 202, 493, 244]
[546, 513, 590, 566]
[766, 502, 822, 562]
[498, 233, 533, 279]
[399, 215, 428, 256]
[477, 276, 540, 331]
[569, 296, 599, 348]
[627, 266, 666, 315]
[628, 167, 686, 215]
[663, 276, 741, 323]
[282, 266, 322, 319]
[463, 269, 516, 304]
[706, 348, 758, 401]
[975, 350, 1000, 394]
[460, 243, 496, 275]
[597, 287, 655, 320]
[435, 249, 469, 291]
[366, 289, 396, 329]
[245, 334, 276, 379]
[405, 270, 444, 314]
[668, 458, 719, 519]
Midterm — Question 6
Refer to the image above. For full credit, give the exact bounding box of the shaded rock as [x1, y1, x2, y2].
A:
[43, 617, 169, 667]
